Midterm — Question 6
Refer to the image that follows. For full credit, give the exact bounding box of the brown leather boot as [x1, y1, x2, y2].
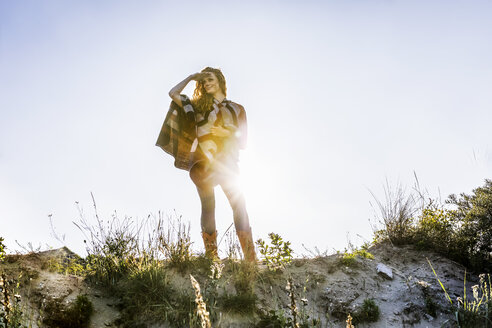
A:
[237, 228, 257, 263]
[202, 231, 218, 260]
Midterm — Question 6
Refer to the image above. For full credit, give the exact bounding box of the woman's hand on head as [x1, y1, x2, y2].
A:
[191, 72, 212, 81]
[210, 126, 231, 137]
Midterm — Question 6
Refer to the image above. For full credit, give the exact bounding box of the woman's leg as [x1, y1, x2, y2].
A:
[196, 185, 216, 234]
[220, 175, 256, 262]
[190, 162, 218, 258]
[190, 162, 216, 234]
[220, 179, 249, 232]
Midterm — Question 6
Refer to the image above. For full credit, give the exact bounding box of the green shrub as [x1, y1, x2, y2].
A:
[0, 238, 5, 262]
[256, 309, 291, 328]
[256, 233, 293, 271]
[75, 200, 203, 326]
[373, 179, 492, 272]
[454, 273, 492, 327]
[117, 263, 198, 326]
[429, 260, 492, 328]
[118, 263, 173, 314]
[424, 295, 438, 317]
[46, 253, 87, 276]
[42, 294, 93, 328]
[355, 249, 374, 260]
[352, 298, 380, 324]
[340, 252, 357, 267]
[230, 261, 256, 294]
[413, 180, 492, 272]
[446, 179, 492, 271]
[413, 206, 455, 251]
[0, 273, 24, 328]
[255, 279, 321, 328]
[77, 211, 139, 286]
[339, 248, 374, 267]
[218, 261, 257, 315]
[418, 281, 438, 317]
[219, 292, 257, 314]
[85, 247, 137, 287]
[158, 217, 193, 273]
[256, 308, 320, 328]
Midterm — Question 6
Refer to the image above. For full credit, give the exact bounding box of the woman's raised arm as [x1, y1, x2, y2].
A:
[168, 72, 209, 108]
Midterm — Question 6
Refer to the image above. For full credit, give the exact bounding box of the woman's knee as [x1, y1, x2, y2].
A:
[234, 212, 250, 231]
[189, 164, 201, 184]
[190, 163, 209, 187]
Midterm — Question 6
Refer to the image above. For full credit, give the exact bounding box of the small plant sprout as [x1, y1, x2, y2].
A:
[340, 247, 374, 267]
[209, 260, 224, 281]
[256, 233, 293, 271]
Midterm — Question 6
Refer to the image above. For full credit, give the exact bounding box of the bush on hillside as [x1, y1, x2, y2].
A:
[374, 179, 492, 272]
[42, 294, 93, 328]
[256, 233, 293, 272]
[0, 238, 5, 262]
[352, 298, 380, 325]
[370, 181, 418, 245]
[413, 206, 455, 253]
[446, 179, 492, 271]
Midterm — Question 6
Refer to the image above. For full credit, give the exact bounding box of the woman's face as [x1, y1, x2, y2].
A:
[202, 72, 221, 96]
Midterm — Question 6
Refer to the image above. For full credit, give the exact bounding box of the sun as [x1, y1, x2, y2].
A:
[237, 145, 279, 217]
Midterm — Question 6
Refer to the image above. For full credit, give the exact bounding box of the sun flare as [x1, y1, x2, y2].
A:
[237, 146, 279, 216]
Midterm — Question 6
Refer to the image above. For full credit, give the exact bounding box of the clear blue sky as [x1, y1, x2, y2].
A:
[1, 0, 491, 256]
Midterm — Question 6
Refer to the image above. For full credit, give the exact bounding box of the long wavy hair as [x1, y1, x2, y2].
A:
[192, 67, 227, 113]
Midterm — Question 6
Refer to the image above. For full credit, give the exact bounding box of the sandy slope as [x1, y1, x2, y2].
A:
[1, 248, 120, 327]
[0, 243, 481, 327]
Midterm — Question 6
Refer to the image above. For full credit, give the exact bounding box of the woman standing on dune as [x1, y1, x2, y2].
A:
[156, 67, 256, 262]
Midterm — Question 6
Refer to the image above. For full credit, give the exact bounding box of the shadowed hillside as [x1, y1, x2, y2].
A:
[1, 179, 491, 327]
[0, 240, 490, 327]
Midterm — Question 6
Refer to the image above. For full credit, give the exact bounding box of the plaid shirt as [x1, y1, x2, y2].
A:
[156, 94, 247, 171]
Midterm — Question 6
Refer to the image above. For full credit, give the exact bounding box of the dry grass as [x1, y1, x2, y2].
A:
[369, 179, 418, 245]
[190, 274, 211, 328]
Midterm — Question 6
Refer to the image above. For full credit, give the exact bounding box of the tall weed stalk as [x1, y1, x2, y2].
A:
[427, 259, 492, 327]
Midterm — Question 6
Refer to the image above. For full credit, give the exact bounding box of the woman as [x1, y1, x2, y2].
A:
[156, 67, 256, 262]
